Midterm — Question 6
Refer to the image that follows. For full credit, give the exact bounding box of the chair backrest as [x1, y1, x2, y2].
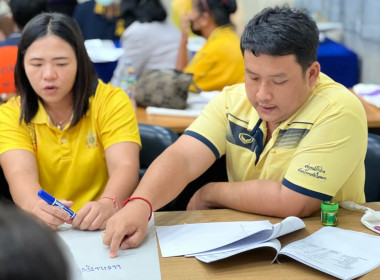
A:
[138, 123, 178, 179]
[0, 166, 12, 203]
[364, 133, 380, 202]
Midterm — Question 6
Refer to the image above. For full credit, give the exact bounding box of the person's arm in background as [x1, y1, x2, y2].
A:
[72, 141, 140, 230]
[175, 13, 190, 71]
[1, 150, 74, 229]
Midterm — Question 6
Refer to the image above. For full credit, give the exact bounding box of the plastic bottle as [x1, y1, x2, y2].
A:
[119, 61, 137, 109]
[321, 201, 339, 226]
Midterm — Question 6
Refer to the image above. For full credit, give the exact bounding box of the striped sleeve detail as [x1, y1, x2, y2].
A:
[183, 130, 220, 159]
[282, 178, 332, 201]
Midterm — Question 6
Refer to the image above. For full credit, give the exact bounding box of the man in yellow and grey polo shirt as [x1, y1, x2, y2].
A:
[103, 6, 367, 255]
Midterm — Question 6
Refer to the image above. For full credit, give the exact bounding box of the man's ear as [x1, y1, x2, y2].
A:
[307, 61, 320, 87]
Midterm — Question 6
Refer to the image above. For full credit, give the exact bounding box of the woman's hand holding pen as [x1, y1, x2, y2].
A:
[103, 199, 151, 258]
[71, 200, 117, 231]
[32, 198, 74, 230]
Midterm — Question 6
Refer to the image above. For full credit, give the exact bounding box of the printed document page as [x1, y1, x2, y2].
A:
[156, 220, 273, 257]
[58, 214, 161, 280]
[279, 227, 380, 280]
[190, 216, 305, 262]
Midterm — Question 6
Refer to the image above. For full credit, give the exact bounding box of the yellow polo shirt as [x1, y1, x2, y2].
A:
[184, 25, 244, 92]
[184, 73, 367, 203]
[0, 80, 140, 211]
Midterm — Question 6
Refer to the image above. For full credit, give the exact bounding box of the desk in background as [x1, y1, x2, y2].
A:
[156, 202, 380, 279]
[136, 106, 195, 134]
[317, 38, 359, 88]
[137, 105, 380, 133]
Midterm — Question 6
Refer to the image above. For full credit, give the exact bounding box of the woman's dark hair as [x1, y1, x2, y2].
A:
[241, 6, 319, 74]
[0, 203, 69, 280]
[197, 0, 237, 26]
[120, 0, 167, 29]
[15, 12, 97, 127]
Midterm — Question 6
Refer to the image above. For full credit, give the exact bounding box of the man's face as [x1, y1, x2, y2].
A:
[244, 51, 318, 128]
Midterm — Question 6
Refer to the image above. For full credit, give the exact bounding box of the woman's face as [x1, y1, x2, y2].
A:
[23, 34, 77, 107]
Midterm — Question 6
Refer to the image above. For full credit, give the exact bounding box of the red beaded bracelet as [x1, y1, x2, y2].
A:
[123, 197, 153, 221]
[99, 195, 119, 211]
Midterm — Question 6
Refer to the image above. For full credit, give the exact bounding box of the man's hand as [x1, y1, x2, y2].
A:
[186, 184, 214, 210]
[103, 200, 151, 258]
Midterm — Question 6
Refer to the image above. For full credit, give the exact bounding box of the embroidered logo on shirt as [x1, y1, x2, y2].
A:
[239, 133, 254, 144]
[85, 132, 98, 149]
[298, 164, 327, 180]
[227, 119, 264, 165]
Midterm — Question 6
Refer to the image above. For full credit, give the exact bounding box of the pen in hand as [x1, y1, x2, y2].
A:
[38, 190, 76, 219]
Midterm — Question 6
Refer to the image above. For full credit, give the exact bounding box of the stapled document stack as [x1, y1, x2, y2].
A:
[156, 217, 380, 280]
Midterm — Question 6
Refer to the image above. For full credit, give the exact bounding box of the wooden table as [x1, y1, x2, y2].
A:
[155, 202, 380, 279]
[137, 106, 380, 134]
[136, 107, 195, 133]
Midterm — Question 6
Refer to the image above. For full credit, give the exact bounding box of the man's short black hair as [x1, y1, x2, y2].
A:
[241, 6, 319, 73]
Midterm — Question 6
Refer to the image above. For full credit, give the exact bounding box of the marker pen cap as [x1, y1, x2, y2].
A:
[38, 190, 55, 205]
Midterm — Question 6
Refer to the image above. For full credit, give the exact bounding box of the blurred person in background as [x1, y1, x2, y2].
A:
[48, 0, 77, 16]
[175, 0, 244, 92]
[0, 0, 47, 104]
[73, 0, 124, 40]
[111, 0, 180, 83]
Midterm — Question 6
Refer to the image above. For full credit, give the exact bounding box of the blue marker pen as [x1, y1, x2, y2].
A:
[38, 190, 76, 219]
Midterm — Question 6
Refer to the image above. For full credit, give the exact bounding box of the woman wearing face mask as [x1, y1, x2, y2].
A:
[176, 0, 244, 92]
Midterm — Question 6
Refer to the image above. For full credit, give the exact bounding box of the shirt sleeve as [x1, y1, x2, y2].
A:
[282, 97, 367, 200]
[94, 84, 141, 150]
[184, 89, 229, 158]
[0, 98, 35, 155]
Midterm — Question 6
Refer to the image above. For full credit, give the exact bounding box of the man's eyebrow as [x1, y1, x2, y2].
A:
[245, 68, 257, 75]
[245, 69, 287, 78]
[269, 73, 287, 78]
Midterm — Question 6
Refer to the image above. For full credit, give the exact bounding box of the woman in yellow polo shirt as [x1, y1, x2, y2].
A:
[0, 13, 140, 231]
[176, 0, 244, 92]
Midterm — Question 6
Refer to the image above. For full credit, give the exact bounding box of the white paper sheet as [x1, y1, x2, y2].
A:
[156, 220, 273, 257]
[187, 216, 305, 262]
[353, 83, 380, 107]
[146, 91, 219, 118]
[58, 215, 161, 280]
[280, 227, 380, 280]
[84, 39, 124, 63]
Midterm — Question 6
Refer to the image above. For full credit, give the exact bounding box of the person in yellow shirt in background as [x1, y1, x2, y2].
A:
[175, 0, 244, 92]
[0, 13, 140, 231]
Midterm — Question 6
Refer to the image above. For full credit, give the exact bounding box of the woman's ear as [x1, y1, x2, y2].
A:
[307, 61, 320, 88]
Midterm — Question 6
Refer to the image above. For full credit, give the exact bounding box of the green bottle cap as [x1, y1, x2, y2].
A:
[321, 201, 339, 211]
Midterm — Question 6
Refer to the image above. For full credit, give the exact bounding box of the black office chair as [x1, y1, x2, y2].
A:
[0, 166, 12, 203]
[138, 123, 179, 179]
[364, 133, 380, 202]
